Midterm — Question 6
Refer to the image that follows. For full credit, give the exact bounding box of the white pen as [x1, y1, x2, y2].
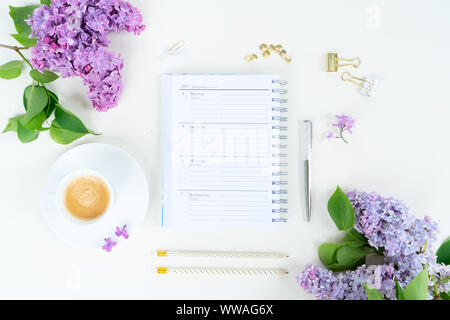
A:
[302, 120, 312, 222]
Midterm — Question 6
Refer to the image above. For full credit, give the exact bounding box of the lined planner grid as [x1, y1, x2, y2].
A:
[163, 74, 286, 227]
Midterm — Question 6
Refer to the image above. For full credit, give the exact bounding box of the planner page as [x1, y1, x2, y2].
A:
[163, 74, 283, 227]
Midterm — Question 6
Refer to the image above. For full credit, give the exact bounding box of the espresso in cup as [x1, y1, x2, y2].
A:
[64, 174, 110, 221]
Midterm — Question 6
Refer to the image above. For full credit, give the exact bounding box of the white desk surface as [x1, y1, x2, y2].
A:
[0, 0, 449, 299]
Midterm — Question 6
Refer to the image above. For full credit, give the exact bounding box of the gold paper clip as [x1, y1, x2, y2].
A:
[327, 53, 361, 72]
[341, 72, 376, 97]
[167, 40, 185, 55]
[159, 40, 186, 59]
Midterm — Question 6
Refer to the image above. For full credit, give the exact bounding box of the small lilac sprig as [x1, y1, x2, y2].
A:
[102, 238, 117, 252]
[115, 225, 129, 239]
[327, 114, 355, 144]
[102, 225, 129, 252]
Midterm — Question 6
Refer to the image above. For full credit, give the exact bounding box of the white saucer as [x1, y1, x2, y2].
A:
[43, 143, 149, 249]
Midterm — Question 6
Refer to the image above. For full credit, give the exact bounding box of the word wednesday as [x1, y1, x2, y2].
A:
[176, 304, 274, 317]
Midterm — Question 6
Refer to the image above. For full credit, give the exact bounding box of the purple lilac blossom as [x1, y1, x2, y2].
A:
[102, 237, 117, 252]
[298, 190, 450, 299]
[27, 0, 145, 112]
[115, 225, 129, 239]
[297, 264, 397, 300]
[327, 113, 355, 142]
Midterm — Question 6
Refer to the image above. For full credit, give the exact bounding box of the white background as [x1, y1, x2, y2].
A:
[0, 0, 449, 299]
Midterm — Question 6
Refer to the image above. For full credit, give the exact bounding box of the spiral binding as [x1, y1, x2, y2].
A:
[272, 98, 288, 104]
[271, 79, 288, 223]
[272, 199, 288, 204]
[272, 162, 288, 167]
[272, 107, 288, 113]
[272, 79, 288, 85]
[272, 88, 288, 94]
[157, 267, 288, 276]
[272, 153, 288, 158]
[272, 116, 288, 121]
[272, 217, 288, 223]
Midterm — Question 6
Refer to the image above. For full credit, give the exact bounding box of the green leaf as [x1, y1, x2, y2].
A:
[336, 245, 369, 270]
[363, 284, 384, 300]
[54, 106, 91, 134]
[40, 0, 52, 5]
[2, 118, 17, 134]
[11, 33, 37, 47]
[2, 111, 46, 134]
[9, 5, 39, 36]
[326, 263, 349, 272]
[403, 269, 429, 300]
[436, 238, 450, 265]
[2, 116, 26, 134]
[44, 90, 58, 118]
[25, 111, 46, 130]
[327, 186, 355, 231]
[318, 243, 340, 268]
[49, 106, 99, 145]
[395, 278, 406, 300]
[50, 120, 87, 145]
[345, 228, 368, 243]
[23, 85, 48, 121]
[343, 241, 365, 248]
[440, 292, 450, 300]
[0, 60, 23, 80]
[17, 121, 39, 143]
[30, 69, 59, 83]
[342, 229, 369, 248]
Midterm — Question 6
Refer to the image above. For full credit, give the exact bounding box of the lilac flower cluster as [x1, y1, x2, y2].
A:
[298, 264, 397, 300]
[327, 113, 355, 143]
[297, 190, 450, 300]
[27, 0, 145, 111]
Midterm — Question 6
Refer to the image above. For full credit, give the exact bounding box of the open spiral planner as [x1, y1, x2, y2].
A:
[162, 74, 288, 227]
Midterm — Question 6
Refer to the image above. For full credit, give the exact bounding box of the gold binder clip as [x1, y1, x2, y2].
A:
[327, 53, 361, 72]
[341, 72, 376, 97]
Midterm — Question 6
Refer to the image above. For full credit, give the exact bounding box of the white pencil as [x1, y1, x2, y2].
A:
[156, 250, 289, 259]
[156, 267, 289, 276]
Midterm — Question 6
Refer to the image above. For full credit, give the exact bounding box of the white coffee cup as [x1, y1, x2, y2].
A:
[51, 169, 115, 225]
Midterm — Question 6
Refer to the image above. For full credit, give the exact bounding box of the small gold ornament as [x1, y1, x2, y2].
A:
[247, 43, 292, 63]
[244, 53, 258, 62]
